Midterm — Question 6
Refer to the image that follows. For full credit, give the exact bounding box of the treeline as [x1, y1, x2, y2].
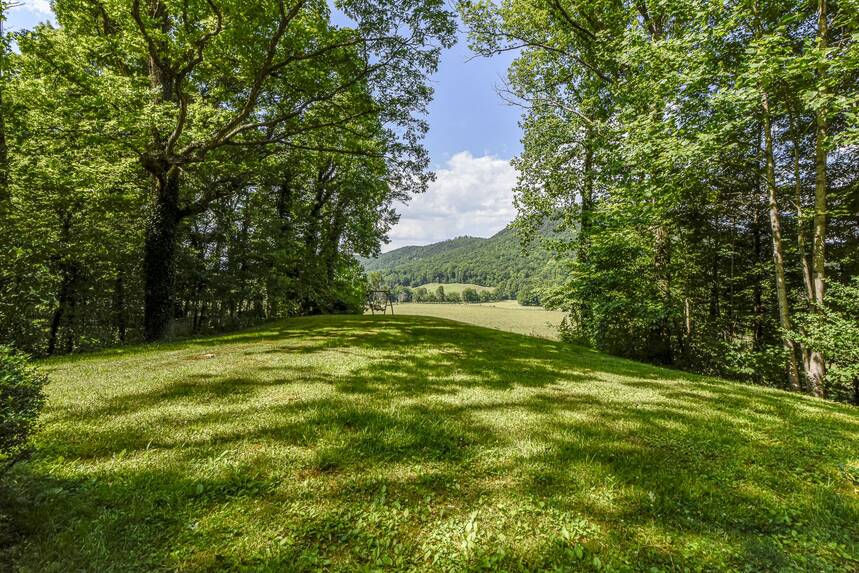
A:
[363, 226, 561, 299]
[0, 0, 455, 354]
[464, 0, 859, 402]
[387, 284, 504, 303]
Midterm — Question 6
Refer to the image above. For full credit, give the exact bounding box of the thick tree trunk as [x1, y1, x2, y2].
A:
[761, 94, 801, 391]
[143, 169, 181, 341]
[140, 0, 181, 341]
[47, 271, 72, 356]
[807, 0, 828, 398]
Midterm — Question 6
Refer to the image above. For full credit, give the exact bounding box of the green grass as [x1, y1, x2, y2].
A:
[475, 299, 546, 310]
[415, 282, 495, 294]
[2, 315, 858, 572]
[394, 302, 566, 340]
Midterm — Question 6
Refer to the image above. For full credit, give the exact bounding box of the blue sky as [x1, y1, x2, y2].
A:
[424, 33, 521, 166]
[6, 2, 524, 251]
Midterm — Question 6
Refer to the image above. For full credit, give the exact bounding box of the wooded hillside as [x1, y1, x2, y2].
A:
[361, 225, 558, 298]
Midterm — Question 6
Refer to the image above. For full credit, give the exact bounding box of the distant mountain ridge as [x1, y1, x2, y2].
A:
[360, 225, 557, 297]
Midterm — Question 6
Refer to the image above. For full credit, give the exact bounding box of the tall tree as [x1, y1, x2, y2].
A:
[464, 0, 859, 400]
[40, 0, 454, 340]
[808, 0, 829, 397]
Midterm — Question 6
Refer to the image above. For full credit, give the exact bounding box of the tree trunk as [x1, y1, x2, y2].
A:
[0, 11, 9, 204]
[752, 210, 764, 352]
[652, 223, 674, 364]
[761, 93, 801, 391]
[47, 271, 72, 356]
[324, 194, 348, 287]
[709, 245, 720, 318]
[140, 0, 180, 341]
[143, 169, 181, 341]
[114, 271, 127, 344]
[578, 133, 594, 332]
[807, 0, 828, 398]
[788, 106, 816, 390]
[64, 273, 77, 353]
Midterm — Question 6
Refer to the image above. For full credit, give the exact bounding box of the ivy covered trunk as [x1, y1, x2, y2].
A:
[143, 169, 181, 341]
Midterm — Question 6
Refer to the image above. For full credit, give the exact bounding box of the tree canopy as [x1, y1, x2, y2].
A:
[0, 0, 456, 351]
[463, 0, 859, 402]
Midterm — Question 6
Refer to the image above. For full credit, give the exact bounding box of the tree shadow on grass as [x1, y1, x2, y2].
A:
[6, 315, 859, 571]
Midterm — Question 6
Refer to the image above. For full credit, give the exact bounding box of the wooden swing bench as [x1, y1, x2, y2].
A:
[365, 290, 394, 315]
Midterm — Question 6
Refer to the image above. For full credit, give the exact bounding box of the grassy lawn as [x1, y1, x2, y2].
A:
[2, 315, 857, 572]
[393, 302, 566, 340]
[415, 283, 495, 295]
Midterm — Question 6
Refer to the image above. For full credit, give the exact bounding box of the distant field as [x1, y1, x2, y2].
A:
[476, 299, 548, 310]
[393, 302, 566, 339]
[414, 282, 494, 294]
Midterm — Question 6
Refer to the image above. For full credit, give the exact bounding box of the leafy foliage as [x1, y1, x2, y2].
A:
[0, 0, 456, 352]
[0, 346, 46, 464]
[793, 278, 859, 404]
[463, 0, 859, 402]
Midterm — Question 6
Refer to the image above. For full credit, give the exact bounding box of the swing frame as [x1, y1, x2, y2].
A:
[365, 290, 394, 315]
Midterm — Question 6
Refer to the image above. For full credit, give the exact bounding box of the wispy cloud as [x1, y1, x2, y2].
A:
[13, 0, 53, 16]
[386, 151, 517, 251]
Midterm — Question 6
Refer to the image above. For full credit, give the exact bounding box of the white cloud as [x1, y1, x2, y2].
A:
[13, 0, 53, 15]
[385, 151, 517, 251]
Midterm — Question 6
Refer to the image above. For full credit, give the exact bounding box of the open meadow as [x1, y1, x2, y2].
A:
[414, 283, 495, 294]
[390, 302, 566, 340]
[1, 315, 857, 571]
[413, 283, 496, 295]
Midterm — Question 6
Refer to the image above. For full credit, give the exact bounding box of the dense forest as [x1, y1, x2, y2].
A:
[0, 0, 456, 353]
[463, 0, 859, 402]
[360, 225, 559, 298]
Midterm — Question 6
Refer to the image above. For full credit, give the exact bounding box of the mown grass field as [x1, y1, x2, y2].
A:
[415, 283, 495, 294]
[1, 315, 858, 572]
[393, 302, 566, 340]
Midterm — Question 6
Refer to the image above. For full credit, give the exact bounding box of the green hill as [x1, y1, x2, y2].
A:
[5, 315, 857, 571]
[362, 226, 558, 297]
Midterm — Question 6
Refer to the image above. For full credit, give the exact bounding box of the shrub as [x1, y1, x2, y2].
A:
[516, 287, 541, 306]
[1, 346, 47, 465]
[792, 278, 859, 403]
[462, 288, 479, 303]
